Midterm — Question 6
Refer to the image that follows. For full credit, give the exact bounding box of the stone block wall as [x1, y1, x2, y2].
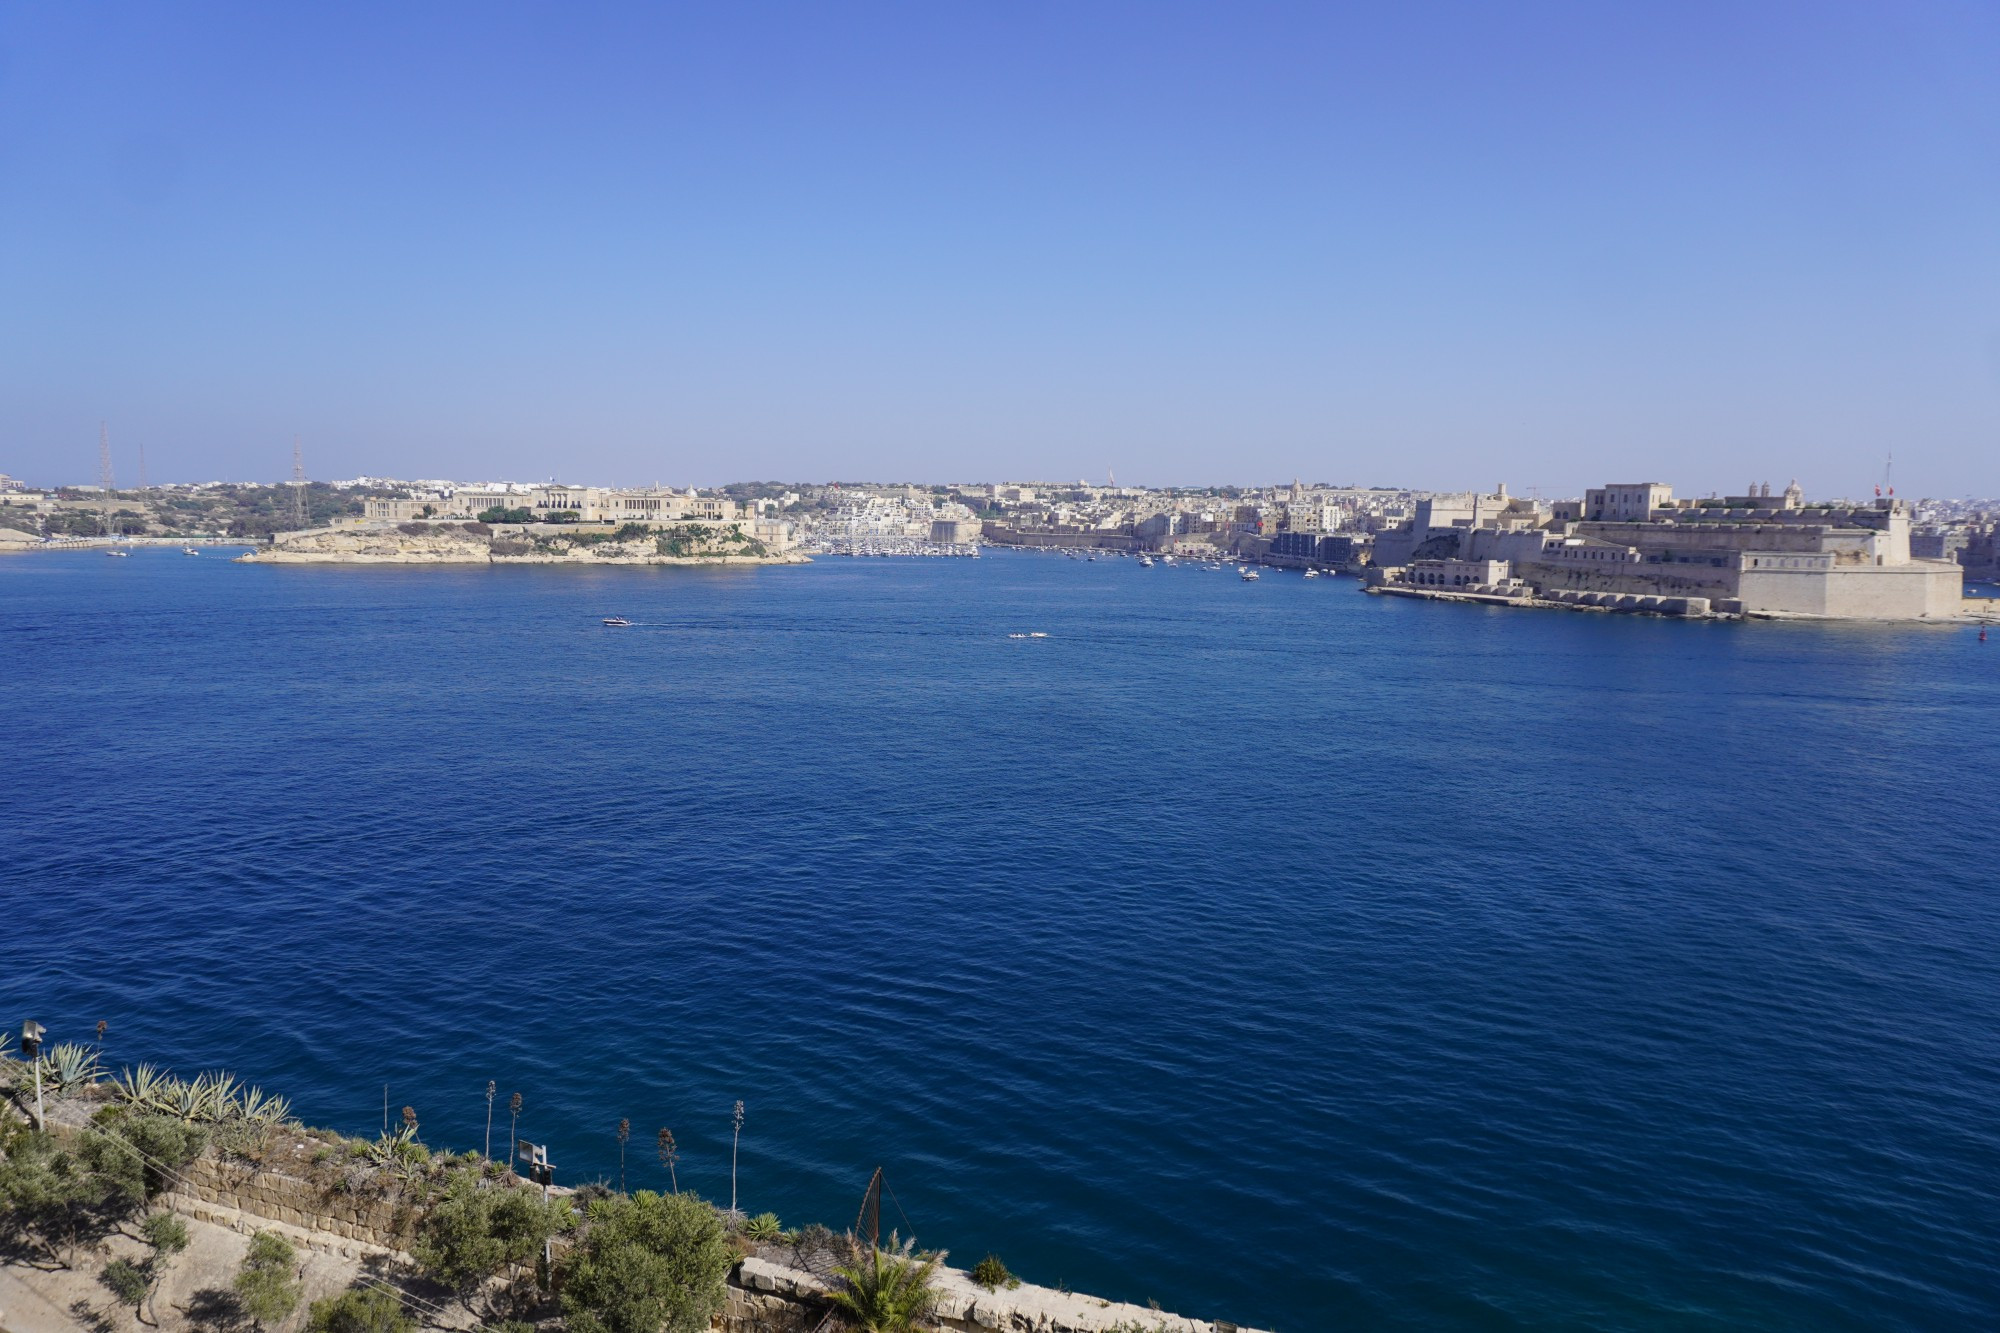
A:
[159, 1156, 418, 1261]
[720, 1258, 1263, 1333]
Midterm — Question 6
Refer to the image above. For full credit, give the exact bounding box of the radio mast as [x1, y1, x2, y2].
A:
[98, 422, 115, 537]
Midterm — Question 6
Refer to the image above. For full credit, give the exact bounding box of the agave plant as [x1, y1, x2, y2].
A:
[114, 1063, 173, 1112]
[38, 1042, 104, 1096]
[155, 1073, 202, 1120]
[195, 1072, 243, 1122]
[364, 1123, 428, 1172]
[238, 1086, 293, 1126]
[742, 1212, 784, 1242]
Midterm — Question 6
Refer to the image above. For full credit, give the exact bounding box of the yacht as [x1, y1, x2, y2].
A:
[602, 617, 633, 627]
[182, 546, 201, 556]
[1240, 568, 1259, 582]
[1303, 568, 1319, 579]
[1138, 555, 1154, 567]
[106, 549, 129, 557]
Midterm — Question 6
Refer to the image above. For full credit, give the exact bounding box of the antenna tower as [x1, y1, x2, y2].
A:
[292, 435, 307, 527]
[98, 422, 116, 538]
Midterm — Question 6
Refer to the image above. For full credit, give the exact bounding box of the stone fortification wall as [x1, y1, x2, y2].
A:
[158, 1155, 420, 1261]
[1739, 560, 1963, 619]
[1513, 559, 1734, 599]
[724, 1257, 1261, 1333]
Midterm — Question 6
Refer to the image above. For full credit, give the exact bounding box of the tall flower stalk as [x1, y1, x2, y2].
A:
[730, 1100, 745, 1218]
[484, 1080, 496, 1163]
[657, 1128, 678, 1193]
[617, 1118, 630, 1194]
[509, 1092, 523, 1170]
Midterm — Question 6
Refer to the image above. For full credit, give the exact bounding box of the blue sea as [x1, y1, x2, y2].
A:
[4, 549, 1997, 1330]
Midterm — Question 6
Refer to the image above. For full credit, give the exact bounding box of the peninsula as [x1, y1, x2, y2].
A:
[237, 519, 809, 567]
[0, 1038, 1258, 1333]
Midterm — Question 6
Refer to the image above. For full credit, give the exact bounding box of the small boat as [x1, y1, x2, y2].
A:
[1007, 633, 1029, 639]
[1138, 556, 1154, 567]
[106, 549, 129, 557]
[1240, 568, 1260, 582]
[182, 546, 200, 556]
[602, 617, 633, 627]
[1303, 568, 1319, 579]
[1029, 631, 1048, 638]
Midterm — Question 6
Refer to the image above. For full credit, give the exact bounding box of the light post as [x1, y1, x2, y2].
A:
[21, 1020, 46, 1130]
[518, 1141, 556, 1270]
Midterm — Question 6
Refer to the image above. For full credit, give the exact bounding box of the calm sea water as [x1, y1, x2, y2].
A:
[4, 549, 1997, 1330]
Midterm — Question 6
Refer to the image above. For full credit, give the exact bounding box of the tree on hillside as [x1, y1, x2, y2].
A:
[234, 1230, 301, 1331]
[412, 1174, 568, 1315]
[0, 1115, 195, 1269]
[101, 1211, 190, 1327]
[559, 1190, 732, 1333]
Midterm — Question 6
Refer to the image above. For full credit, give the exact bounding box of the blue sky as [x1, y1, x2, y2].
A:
[3, 2, 1997, 496]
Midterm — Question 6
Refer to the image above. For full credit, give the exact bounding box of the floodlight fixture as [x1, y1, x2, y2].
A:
[21, 1019, 46, 1129]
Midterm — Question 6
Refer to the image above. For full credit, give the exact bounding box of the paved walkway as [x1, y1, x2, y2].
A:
[0, 1266, 88, 1333]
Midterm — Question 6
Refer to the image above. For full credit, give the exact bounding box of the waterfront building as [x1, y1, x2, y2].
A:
[1400, 558, 1515, 590]
[930, 518, 981, 543]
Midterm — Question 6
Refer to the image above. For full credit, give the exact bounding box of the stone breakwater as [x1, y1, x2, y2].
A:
[237, 523, 809, 566]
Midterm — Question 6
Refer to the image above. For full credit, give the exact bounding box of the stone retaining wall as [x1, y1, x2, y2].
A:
[159, 1156, 418, 1261]
[722, 1257, 1262, 1333]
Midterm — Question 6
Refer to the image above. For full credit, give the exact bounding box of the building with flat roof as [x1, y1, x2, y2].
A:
[1519, 484, 1962, 618]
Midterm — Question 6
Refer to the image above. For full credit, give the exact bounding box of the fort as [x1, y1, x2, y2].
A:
[1368, 481, 1967, 619]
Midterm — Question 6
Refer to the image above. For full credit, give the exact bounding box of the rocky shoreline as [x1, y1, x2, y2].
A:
[235, 522, 811, 566]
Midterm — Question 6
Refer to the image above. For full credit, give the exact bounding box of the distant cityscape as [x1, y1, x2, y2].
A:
[2, 468, 1996, 622]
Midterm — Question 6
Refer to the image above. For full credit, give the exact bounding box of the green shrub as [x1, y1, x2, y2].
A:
[413, 1175, 568, 1302]
[478, 507, 534, 524]
[101, 1257, 148, 1312]
[560, 1190, 732, 1333]
[305, 1287, 414, 1333]
[971, 1253, 1017, 1290]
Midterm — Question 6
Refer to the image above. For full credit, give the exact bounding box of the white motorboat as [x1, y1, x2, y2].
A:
[1240, 568, 1260, 581]
[602, 617, 633, 627]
